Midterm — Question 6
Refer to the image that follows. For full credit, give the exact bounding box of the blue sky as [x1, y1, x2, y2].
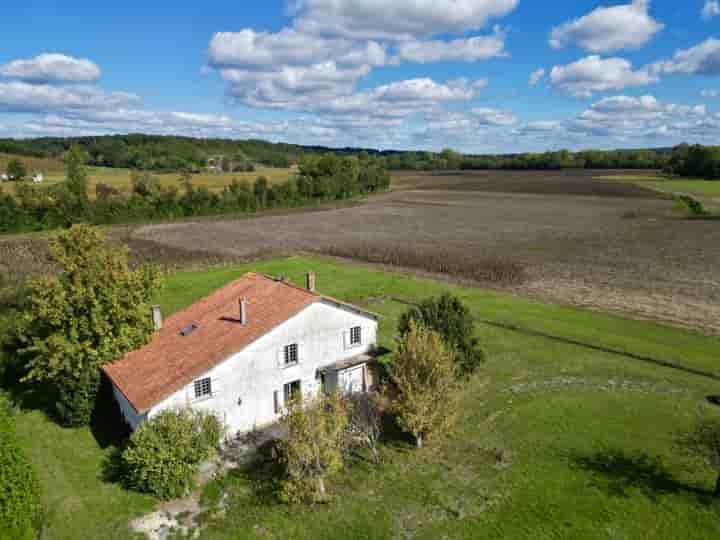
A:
[1, 0, 719, 152]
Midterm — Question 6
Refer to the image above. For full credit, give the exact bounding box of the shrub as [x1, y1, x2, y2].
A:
[121, 409, 223, 500]
[677, 410, 720, 497]
[677, 195, 708, 217]
[55, 367, 101, 427]
[0, 395, 42, 540]
[399, 293, 485, 378]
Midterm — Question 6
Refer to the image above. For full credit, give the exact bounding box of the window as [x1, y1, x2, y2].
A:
[284, 343, 299, 365]
[193, 377, 212, 399]
[350, 326, 362, 346]
[284, 380, 301, 403]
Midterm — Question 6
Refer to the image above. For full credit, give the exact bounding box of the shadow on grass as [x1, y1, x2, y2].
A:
[571, 448, 713, 504]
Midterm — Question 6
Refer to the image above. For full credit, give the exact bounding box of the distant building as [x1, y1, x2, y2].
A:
[31, 172, 44, 184]
[0, 174, 7, 182]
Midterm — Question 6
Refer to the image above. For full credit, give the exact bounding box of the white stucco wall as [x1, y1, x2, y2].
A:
[131, 300, 377, 434]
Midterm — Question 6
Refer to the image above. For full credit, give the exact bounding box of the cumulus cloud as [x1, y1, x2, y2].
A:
[0, 81, 139, 113]
[549, 55, 658, 97]
[529, 68, 545, 86]
[652, 38, 720, 76]
[397, 27, 506, 63]
[567, 94, 708, 139]
[292, 0, 519, 41]
[549, 0, 663, 53]
[471, 107, 517, 125]
[702, 1, 720, 20]
[0, 53, 101, 83]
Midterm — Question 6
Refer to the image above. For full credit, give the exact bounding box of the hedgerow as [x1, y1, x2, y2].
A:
[0, 395, 42, 540]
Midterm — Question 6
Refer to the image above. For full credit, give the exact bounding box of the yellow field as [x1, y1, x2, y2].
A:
[0, 153, 65, 175]
[35, 165, 296, 197]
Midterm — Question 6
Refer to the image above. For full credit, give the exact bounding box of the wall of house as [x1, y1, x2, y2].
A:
[145, 300, 377, 435]
[113, 385, 148, 430]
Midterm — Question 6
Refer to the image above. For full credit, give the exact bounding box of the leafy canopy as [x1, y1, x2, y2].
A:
[399, 292, 484, 378]
[278, 391, 350, 503]
[17, 225, 162, 383]
[390, 321, 458, 448]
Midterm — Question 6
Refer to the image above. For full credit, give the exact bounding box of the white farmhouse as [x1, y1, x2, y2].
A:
[103, 272, 379, 434]
[0, 174, 7, 182]
[31, 172, 44, 183]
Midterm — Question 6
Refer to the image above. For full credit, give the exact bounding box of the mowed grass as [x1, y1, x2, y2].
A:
[38, 165, 295, 198]
[597, 174, 720, 198]
[6, 256, 720, 539]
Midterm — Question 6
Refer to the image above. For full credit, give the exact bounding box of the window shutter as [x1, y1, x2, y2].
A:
[273, 390, 280, 414]
[277, 347, 284, 368]
[211, 378, 221, 397]
[298, 342, 305, 363]
[343, 330, 350, 350]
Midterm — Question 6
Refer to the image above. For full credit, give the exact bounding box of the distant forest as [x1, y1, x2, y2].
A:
[0, 134, 718, 180]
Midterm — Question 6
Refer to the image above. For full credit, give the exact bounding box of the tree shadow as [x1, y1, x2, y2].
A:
[570, 448, 713, 504]
[91, 375, 131, 450]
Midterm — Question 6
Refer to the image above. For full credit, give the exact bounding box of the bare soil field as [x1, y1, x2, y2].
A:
[4, 169, 719, 333]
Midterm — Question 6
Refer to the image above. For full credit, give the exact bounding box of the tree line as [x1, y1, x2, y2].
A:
[376, 144, 720, 179]
[0, 148, 391, 234]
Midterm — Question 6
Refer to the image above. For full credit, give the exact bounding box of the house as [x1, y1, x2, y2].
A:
[31, 172, 43, 184]
[0, 174, 7, 182]
[103, 272, 379, 434]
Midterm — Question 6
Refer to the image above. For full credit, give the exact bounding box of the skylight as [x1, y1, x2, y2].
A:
[179, 324, 198, 336]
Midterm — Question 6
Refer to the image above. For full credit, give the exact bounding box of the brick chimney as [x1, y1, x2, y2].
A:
[239, 297, 247, 325]
[151, 305, 163, 331]
[306, 271, 316, 292]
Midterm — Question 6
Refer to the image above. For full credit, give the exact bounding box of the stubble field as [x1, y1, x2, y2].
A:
[128, 169, 720, 334]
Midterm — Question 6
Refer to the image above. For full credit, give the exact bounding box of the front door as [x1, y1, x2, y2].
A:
[342, 365, 365, 394]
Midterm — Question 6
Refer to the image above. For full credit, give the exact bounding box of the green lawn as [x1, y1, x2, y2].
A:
[596, 174, 720, 198]
[6, 256, 720, 539]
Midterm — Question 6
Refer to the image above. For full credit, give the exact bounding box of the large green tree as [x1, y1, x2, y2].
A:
[398, 293, 484, 378]
[16, 225, 162, 426]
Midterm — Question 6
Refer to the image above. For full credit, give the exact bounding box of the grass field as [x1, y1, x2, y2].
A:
[6, 256, 720, 539]
[596, 174, 720, 198]
[41, 165, 295, 197]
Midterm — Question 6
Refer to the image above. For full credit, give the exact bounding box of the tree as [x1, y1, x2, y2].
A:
[278, 391, 349, 503]
[16, 225, 162, 426]
[390, 321, 458, 449]
[347, 392, 383, 464]
[6, 159, 26, 181]
[398, 293, 484, 378]
[678, 411, 720, 497]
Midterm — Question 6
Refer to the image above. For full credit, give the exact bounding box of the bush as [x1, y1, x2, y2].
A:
[0, 395, 42, 540]
[399, 293, 485, 378]
[121, 409, 223, 499]
[55, 367, 101, 427]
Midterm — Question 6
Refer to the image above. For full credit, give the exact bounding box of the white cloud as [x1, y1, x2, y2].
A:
[652, 38, 720, 76]
[529, 68, 545, 86]
[549, 0, 663, 53]
[0, 53, 101, 83]
[701, 89, 719, 97]
[292, 0, 519, 41]
[549, 55, 658, 97]
[0, 81, 139, 113]
[567, 94, 708, 139]
[471, 107, 517, 125]
[396, 27, 506, 63]
[702, 1, 720, 20]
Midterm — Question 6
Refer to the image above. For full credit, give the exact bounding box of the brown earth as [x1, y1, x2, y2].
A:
[4, 169, 719, 334]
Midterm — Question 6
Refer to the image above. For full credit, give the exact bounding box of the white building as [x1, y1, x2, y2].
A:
[103, 272, 379, 433]
[31, 172, 43, 183]
[0, 174, 7, 182]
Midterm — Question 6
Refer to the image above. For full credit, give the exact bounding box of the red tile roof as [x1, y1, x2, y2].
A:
[103, 272, 374, 414]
